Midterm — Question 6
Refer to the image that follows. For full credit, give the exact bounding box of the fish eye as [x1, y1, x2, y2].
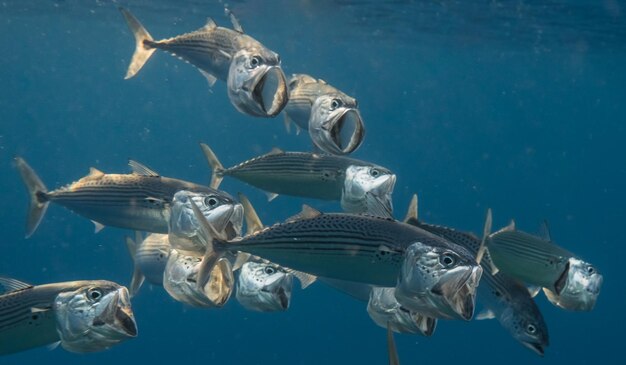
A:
[526, 324, 537, 334]
[250, 55, 262, 68]
[369, 168, 380, 177]
[204, 196, 219, 207]
[88, 288, 103, 301]
[264, 266, 276, 275]
[440, 253, 458, 267]
[587, 266, 595, 275]
[330, 98, 342, 110]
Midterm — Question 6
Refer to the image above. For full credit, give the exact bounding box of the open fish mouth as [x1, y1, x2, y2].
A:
[553, 260, 570, 295]
[92, 289, 137, 338]
[206, 204, 243, 240]
[430, 266, 482, 320]
[328, 108, 364, 155]
[252, 66, 288, 117]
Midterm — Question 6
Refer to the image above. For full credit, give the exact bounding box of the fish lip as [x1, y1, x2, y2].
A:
[326, 108, 364, 155]
[92, 289, 137, 338]
[523, 341, 545, 356]
[251, 66, 288, 117]
[115, 307, 138, 337]
[429, 267, 480, 320]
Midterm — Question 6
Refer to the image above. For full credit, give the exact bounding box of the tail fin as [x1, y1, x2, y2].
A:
[14, 157, 49, 238]
[199, 143, 225, 189]
[119, 7, 156, 79]
[125, 232, 146, 297]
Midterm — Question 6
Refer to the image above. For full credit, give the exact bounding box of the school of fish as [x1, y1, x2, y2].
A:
[1, 6, 603, 362]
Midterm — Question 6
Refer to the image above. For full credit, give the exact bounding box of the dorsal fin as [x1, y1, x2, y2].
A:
[475, 208, 492, 265]
[238, 193, 263, 235]
[224, 8, 244, 33]
[203, 18, 217, 31]
[88, 167, 104, 178]
[539, 219, 552, 241]
[0, 277, 33, 295]
[266, 147, 284, 156]
[403, 194, 418, 223]
[507, 219, 516, 231]
[128, 160, 159, 177]
[318, 78, 328, 85]
[286, 205, 322, 223]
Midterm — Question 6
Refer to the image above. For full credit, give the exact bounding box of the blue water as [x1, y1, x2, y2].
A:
[0, 0, 623, 363]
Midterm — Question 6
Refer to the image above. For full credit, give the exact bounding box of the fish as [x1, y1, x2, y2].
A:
[283, 74, 365, 155]
[163, 250, 234, 308]
[15, 157, 239, 237]
[168, 190, 243, 254]
[486, 221, 603, 311]
[0, 277, 137, 355]
[125, 232, 171, 297]
[320, 278, 436, 336]
[403, 195, 549, 355]
[120, 7, 288, 117]
[368, 287, 436, 336]
[190, 202, 481, 321]
[235, 261, 293, 312]
[201, 143, 396, 218]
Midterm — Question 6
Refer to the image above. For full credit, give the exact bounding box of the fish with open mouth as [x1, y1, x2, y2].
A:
[201, 143, 396, 218]
[168, 190, 243, 254]
[188, 201, 481, 321]
[15, 157, 238, 237]
[283, 74, 365, 155]
[486, 221, 603, 311]
[403, 195, 549, 355]
[120, 7, 288, 117]
[0, 277, 137, 355]
[236, 261, 293, 312]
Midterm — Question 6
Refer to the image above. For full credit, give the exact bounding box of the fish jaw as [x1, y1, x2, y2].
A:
[227, 49, 288, 117]
[309, 97, 365, 155]
[54, 283, 137, 353]
[367, 287, 437, 336]
[545, 258, 603, 311]
[235, 262, 293, 312]
[394, 242, 482, 320]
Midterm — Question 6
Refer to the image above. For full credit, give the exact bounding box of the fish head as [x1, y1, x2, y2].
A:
[367, 287, 437, 336]
[236, 262, 293, 312]
[227, 48, 288, 117]
[169, 190, 243, 253]
[500, 304, 549, 356]
[54, 281, 137, 353]
[163, 250, 234, 308]
[395, 241, 482, 320]
[341, 165, 396, 217]
[544, 257, 603, 311]
[309, 93, 365, 155]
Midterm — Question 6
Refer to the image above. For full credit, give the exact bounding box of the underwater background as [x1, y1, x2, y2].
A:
[0, 0, 623, 364]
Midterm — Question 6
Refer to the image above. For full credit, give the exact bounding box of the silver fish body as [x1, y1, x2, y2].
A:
[367, 287, 436, 336]
[0, 278, 137, 355]
[235, 262, 293, 312]
[201, 208, 480, 320]
[133, 233, 171, 286]
[488, 227, 602, 311]
[203, 145, 396, 217]
[284, 74, 365, 155]
[120, 8, 287, 117]
[410, 219, 549, 355]
[163, 250, 234, 308]
[169, 190, 243, 254]
[15, 157, 236, 237]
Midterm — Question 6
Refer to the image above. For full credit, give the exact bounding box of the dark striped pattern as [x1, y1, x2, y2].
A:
[489, 230, 573, 265]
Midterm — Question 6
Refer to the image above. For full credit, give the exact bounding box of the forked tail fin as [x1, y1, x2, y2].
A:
[14, 157, 49, 238]
[200, 143, 225, 189]
[119, 7, 156, 79]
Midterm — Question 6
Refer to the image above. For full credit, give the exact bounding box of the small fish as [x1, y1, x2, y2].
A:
[163, 250, 234, 308]
[284, 74, 365, 155]
[367, 287, 436, 336]
[0, 277, 137, 355]
[125, 232, 171, 296]
[487, 222, 603, 311]
[15, 157, 237, 237]
[190, 202, 481, 321]
[201, 143, 396, 217]
[235, 261, 293, 312]
[120, 7, 288, 117]
[168, 190, 243, 254]
[403, 195, 549, 355]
